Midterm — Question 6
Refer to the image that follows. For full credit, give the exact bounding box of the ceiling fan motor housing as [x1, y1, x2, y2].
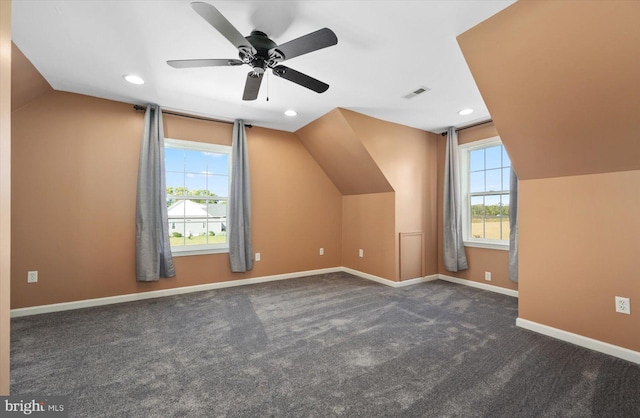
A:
[246, 30, 277, 51]
[167, 3, 337, 100]
[243, 30, 283, 71]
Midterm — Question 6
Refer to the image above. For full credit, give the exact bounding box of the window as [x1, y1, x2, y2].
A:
[459, 136, 511, 250]
[164, 138, 231, 255]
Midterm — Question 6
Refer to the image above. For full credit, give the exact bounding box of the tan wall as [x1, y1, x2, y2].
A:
[11, 42, 52, 111]
[295, 109, 393, 195]
[296, 108, 439, 281]
[457, 0, 640, 180]
[0, 0, 12, 395]
[340, 109, 439, 278]
[11, 91, 343, 309]
[436, 123, 516, 291]
[519, 171, 640, 351]
[457, 1, 639, 351]
[341, 193, 395, 279]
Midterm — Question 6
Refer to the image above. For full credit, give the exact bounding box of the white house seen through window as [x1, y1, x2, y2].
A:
[164, 138, 231, 254]
[459, 136, 511, 248]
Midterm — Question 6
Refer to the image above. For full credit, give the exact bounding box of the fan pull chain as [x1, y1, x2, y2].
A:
[266, 71, 269, 102]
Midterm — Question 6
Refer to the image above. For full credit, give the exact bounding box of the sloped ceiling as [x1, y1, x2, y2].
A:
[295, 109, 393, 195]
[457, 1, 640, 180]
[11, 0, 516, 133]
[11, 42, 52, 111]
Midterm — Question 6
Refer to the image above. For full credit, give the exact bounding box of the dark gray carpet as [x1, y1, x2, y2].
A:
[10, 272, 640, 417]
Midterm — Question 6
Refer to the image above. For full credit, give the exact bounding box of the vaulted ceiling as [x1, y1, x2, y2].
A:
[11, 0, 514, 132]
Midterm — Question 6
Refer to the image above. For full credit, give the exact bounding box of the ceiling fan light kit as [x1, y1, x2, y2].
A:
[167, 2, 338, 101]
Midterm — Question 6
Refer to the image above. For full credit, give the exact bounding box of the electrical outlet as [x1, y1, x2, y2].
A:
[615, 296, 630, 315]
[27, 271, 38, 283]
[484, 272, 492, 281]
[358, 249, 364, 258]
[255, 252, 261, 262]
[319, 248, 324, 256]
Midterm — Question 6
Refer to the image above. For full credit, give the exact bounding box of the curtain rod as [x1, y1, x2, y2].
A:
[133, 105, 252, 128]
[440, 119, 493, 136]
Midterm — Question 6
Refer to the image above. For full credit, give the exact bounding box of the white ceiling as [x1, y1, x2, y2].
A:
[11, 0, 515, 133]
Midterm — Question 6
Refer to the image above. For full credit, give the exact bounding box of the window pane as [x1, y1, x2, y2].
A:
[486, 169, 502, 192]
[501, 219, 510, 240]
[184, 149, 207, 174]
[470, 195, 484, 213]
[502, 168, 511, 190]
[470, 196, 484, 239]
[184, 218, 203, 245]
[185, 173, 207, 192]
[471, 217, 484, 239]
[206, 201, 227, 244]
[207, 175, 229, 197]
[484, 195, 500, 212]
[165, 140, 231, 250]
[469, 149, 484, 172]
[166, 194, 176, 209]
[165, 172, 184, 193]
[502, 146, 511, 167]
[165, 147, 184, 172]
[485, 146, 502, 169]
[484, 195, 501, 240]
[207, 153, 229, 175]
[168, 198, 186, 246]
[170, 220, 186, 246]
[470, 171, 485, 193]
[464, 140, 511, 243]
[501, 194, 510, 216]
[167, 198, 182, 217]
[501, 194, 510, 240]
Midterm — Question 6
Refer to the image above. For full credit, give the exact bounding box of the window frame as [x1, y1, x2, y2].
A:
[164, 138, 232, 256]
[459, 136, 510, 251]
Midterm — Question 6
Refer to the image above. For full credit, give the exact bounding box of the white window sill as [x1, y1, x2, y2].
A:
[171, 247, 229, 257]
[463, 240, 509, 251]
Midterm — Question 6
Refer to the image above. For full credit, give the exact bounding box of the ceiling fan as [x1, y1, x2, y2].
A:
[167, 2, 338, 101]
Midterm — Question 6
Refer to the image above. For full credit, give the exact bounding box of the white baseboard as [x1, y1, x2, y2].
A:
[10, 267, 342, 318]
[438, 274, 519, 298]
[341, 267, 438, 288]
[516, 318, 640, 365]
[341, 267, 396, 287]
[395, 274, 440, 287]
[11, 267, 441, 317]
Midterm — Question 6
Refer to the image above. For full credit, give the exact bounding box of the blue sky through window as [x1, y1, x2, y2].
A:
[165, 146, 229, 196]
[469, 145, 511, 193]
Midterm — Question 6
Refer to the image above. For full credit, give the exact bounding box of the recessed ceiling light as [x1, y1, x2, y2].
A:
[458, 108, 474, 116]
[123, 74, 145, 85]
[284, 109, 297, 117]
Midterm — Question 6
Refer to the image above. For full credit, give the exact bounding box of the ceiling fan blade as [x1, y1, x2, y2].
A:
[242, 72, 263, 101]
[274, 28, 337, 61]
[167, 59, 244, 68]
[191, 2, 255, 54]
[272, 65, 329, 93]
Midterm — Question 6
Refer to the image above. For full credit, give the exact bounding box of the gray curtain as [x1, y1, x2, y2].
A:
[229, 119, 254, 273]
[509, 168, 519, 282]
[135, 105, 175, 282]
[443, 127, 469, 272]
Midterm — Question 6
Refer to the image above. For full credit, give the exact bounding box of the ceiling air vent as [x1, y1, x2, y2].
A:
[403, 86, 431, 99]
